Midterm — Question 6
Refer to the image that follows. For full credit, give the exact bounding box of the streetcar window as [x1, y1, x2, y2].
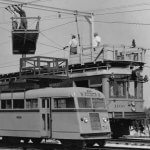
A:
[13, 99, 24, 109]
[47, 99, 50, 108]
[41, 98, 50, 108]
[129, 81, 137, 98]
[92, 98, 105, 108]
[110, 81, 115, 97]
[26, 99, 38, 108]
[117, 81, 125, 97]
[138, 82, 143, 99]
[78, 98, 92, 108]
[47, 114, 50, 130]
[54, 98, 75, 108]
[109, 81, 126, 98]
[42, 99, 45, 108]
[42, 114, 46, 130]
[1, 100, 12, 109]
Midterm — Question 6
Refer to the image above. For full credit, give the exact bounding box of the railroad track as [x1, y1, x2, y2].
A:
[105, 137, 150, 150]
[107, 137, 150, 145]
[0, 139, 149, 150]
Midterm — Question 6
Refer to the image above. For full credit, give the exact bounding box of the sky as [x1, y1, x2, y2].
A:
[0, 0, 150, 107]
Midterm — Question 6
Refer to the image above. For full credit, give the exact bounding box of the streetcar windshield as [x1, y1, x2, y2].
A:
[54, 97, 75, 108]
[78, 97, 105, 109]
[78, 98, 92, 108]
[92, 98, 105, 108]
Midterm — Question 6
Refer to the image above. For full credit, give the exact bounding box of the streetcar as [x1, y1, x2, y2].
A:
[0, 87, 110, 148]
[67, 44, 147, 138]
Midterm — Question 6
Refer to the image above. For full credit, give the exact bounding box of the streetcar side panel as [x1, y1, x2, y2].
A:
[0, 96, 49, 138]
[51, 97, 80, 139]
[0, 110, 42, 138]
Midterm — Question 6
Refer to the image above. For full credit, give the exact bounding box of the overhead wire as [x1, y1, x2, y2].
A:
[1, 0, 150, 69]
[95, 8, 150, 16]
[94, 20, 150, 26]
[28, 0, 52, 4]
[40, 32, 63, 48]
[27, 0, 42, 4]
[0, 40, 10, 46]
[0, 59, 20, 66]
[37, 41, 63, 50]
[92, 2, 150, 12]
[41, 16, 75, 21]
[2, 0, 150, 17]
[0, 21, 12, 25]
[0, 25, 10, 32]
[0, 43, 68, 69]
[0, 0, 91, 16]
[41, 20, 75, 32]
[0, 64, 18, 69]
[78, 19, 150, 26]
[0, 3, 75, 61]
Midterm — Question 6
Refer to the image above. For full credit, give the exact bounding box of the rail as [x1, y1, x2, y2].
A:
[69, 44, 146, 65]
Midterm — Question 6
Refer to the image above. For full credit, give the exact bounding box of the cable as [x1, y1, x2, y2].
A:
[0, 59, 20, 66]
[27, 0, 42, 4]
[93, 2, 150, 12]
[94, 20, 150, 26]
[0, 64, 18, 69]
[0, 21, 11, 25]
[37, 42, 63, 50]
[0, 0, 91, 16]
[41, 16, 75, 21]
[0, 40, 10, 46]
[28, 0, 51, 4]
[40, 32, 63, 48]
[95, 8, 150, 16]
[78, 19, 150, 26]
[0, 25, 10, 32]
[41, 20, 75, 32]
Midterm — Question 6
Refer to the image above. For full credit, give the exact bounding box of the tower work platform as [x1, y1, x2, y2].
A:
[12, 17, 40, 54]
[69, 44, 146, 66]
[20, 56, 68, 79]
[0, 56, 68, 92]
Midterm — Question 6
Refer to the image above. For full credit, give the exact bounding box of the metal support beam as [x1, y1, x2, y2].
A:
[85, 14, 94, 62]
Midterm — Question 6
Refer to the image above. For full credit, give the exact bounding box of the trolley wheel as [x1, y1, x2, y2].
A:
[2, 137, 8, 143]
[61, 140, 84, 150]
[96, 140, 106, 147]
[7, 137, 20, 144]
[23, 138, 30, 143]
[86, 141, 95, 148]
[31, 138, 42, 144]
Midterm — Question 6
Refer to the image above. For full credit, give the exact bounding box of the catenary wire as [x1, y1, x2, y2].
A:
[40, 32, 63, 48]
[0, 0, 91, 16]
[95, 8, 150, 16]
[94, 20, 150, 26]
[2, 0, 150, 19]
[41, 20, 75, 32]
[92, 2, 150, 12]
[78, 19, 150, 26]
[41, 16, 75, 21]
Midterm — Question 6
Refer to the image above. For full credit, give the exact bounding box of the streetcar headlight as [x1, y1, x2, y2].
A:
[131, 107, 136, 112]
[103, 117, 108, 123]
[81, 117, 88, 123]
[131, 101, 135, 107]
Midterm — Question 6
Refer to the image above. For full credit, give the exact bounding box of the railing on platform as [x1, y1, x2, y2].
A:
[20, 56, 68, 78]
[69, 44, 146, 65]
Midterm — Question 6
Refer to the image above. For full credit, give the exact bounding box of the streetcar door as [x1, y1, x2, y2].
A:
[47, 97, 52, 138]
[41, 97, 52, 138]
